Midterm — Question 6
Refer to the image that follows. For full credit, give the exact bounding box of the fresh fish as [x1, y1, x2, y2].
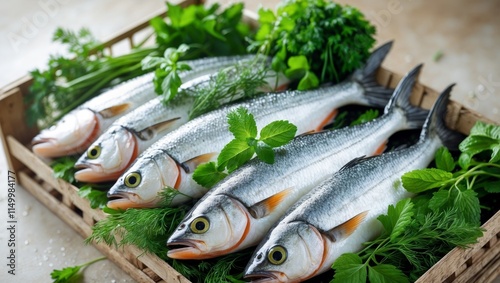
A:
[73, 55, 256, 183]
[31, 55, 256, 158]
[106, 42, 395, 210]
[165, 64, 428, 260]
[244, 85, 463, 283]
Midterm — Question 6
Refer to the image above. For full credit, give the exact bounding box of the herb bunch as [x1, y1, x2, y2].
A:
[252, 0, 376, 90]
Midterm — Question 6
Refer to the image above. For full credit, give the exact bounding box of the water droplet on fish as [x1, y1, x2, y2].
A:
[60, 247, 65, 251]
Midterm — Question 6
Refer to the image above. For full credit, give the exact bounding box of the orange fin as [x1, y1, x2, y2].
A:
[249, 188, 293, 218]
[183, 152, 217, 173]
[316, 109, 338, 131]
[99, 103, 131, 118]
[326, 211, 368, 242]
[137, 117, 181, 140]
[373, 140, 388, 156]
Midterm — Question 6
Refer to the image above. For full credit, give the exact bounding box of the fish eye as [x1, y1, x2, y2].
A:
[124, 172, 141, 188]
[87, 145, 101, 159]
[268, 245, 287, 265]
[190, 217, 210, 234]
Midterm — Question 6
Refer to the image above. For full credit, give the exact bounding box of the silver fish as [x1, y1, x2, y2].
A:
[165, 64, 428, 260]
[73, 55, 256, 183]
[31, 55, 256, 158]
[106, 42, 395, 210]
[244, 85, 462, 283]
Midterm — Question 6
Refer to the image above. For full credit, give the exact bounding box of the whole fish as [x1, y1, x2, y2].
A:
[244, 85, 463, 283]
[165, 64, 428, 260]
[31, 55, 256, 158]
[73, 55, 258, 183]
[107, 41, 396, 210]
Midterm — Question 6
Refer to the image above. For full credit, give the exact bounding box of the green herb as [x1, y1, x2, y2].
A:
[188, 61, 271, 119]
[193, 107, 297, 188]
[51, 156, 78, 183]
[350, 109, 379, 126]
[141, 44, 192, 101]
[50, 256, 106, 283]
[433, 50, 444, 62]
[252, 0, 376, 89]
[77, 185, 108, 209]
[332, 199, 483, 283]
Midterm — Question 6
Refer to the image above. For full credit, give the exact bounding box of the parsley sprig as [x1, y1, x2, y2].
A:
[51, 256, 106, 283]
[193, 107, 297, 188]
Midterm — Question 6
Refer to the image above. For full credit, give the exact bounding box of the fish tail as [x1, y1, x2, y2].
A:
[419, 84, 464, 149]
[352, 41, 394, 107]
[384, 64, 429, 129]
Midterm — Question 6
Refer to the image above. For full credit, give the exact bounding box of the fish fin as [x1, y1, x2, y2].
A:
[352, 41, 394, 108]
[419, 84, 464, 150]
[249, 188, 293, 219]
[373, 140, 388, 156]
[325, 211, 368, 242]
[182, 152, 217, 173]
[383, 64, 429, 129]
[315, 109, 338, 131]
[136, 117, 181, 140]
[99, 103, 131, 118]
[338, 156, 370, 172]
[296, 129, 320, 138]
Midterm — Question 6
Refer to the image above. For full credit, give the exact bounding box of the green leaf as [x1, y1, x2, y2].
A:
[482, 180, 500, 193]
[192, 162, 228, 188]
[51, 265, 81, 283]
[428, 190, 450, 212]
[458, 153, 472, 170]
[368, 264, 409, 283]
[434, 147, 455, 172]
[259, 120, 297, 147]
[297, 70, 320, 90]
[77, 185, 108, 209]
[453, 189, 481, 224]
[227, 107, 257, 140]
[51, 156, 78, 184]
[287, 55, 310, 70]
[377, 198, 414, 241]
[255, 143, 275, 164]
[332, 253, 367, 283]
[258, 8, 276, 24]
[459, 135, 500, 162]
[469, 121, 500, 139]
[217, 139, 255, 172]
[350, 109, 379, 126]
[402, 168, 453, 193]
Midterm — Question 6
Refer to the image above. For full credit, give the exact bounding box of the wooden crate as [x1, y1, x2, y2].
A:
[0, 1, 498, 282]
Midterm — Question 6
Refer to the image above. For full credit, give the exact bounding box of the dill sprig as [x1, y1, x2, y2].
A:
[188, 60, 271, 119]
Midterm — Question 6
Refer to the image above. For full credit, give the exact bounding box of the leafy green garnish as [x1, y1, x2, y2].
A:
[252, 0, 376, 88]
[50, 256, 106, 283]
[193, 107, 297, 188]
[141, 44, 192, 101]
[51, 156, 78, 183]
[332, 199, 483, 283]
[77, 185, 108, 209]
[350, 109, 379, 126]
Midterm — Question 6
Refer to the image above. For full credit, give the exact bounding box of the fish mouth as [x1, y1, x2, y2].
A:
[74, 163, 123, 183]
[106, 192, 142, 210]
[245, 271, 285, 283]
[167, 239, 205, 259]
[31, 137, 60, 157]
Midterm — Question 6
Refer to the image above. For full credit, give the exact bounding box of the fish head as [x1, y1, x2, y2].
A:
[74, 126, 138, 183]
[106, 149, 181, 209]
[32, 108, 101, 158]
[244, 221, 325, 283]
[167, 194, 249, 259]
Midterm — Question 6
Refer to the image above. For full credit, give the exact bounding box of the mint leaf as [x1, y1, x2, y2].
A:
[428, 190, 450, 212]
[459, 135, 500, 161]
[332, 253, 367, 283]
[469, 121, 500, 139]
[435, 147, 455, 172]
[192, 162, 228, 188]
[218, 139, 255, 173]
[259, 120, 297, 147]
[227, 107, 257, 140]
[297, 70, 320, 90]
[258, 8, 276, 24]
[482, 180, 500, 193]
[255, 143, 275, 164]
[454, 189, 480, 224]
[368, 264, 409, 283]
[377, 198, 414, 241]
[402, 168, 453, 193]
[458, 153, 472, 170]
[350, 109, 379, 126]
